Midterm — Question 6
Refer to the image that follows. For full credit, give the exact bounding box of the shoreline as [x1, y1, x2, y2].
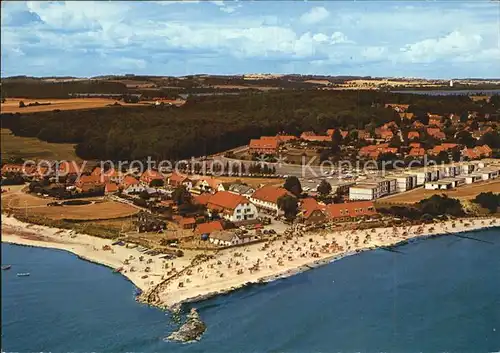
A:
[171, 224, 499, 307]
[2, 215, 498, 310]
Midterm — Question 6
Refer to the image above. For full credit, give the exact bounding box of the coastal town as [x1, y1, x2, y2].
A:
[2, 93, 500, 313]
[2, 0, 500, 349]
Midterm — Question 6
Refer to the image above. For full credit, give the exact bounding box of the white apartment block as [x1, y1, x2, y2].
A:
[392, 174, 417, 192]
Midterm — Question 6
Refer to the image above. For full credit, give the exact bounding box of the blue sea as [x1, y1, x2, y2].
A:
[2, 229, 500, 353]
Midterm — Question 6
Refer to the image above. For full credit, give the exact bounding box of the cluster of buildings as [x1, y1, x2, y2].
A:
[247, 103, 496, 164]
[248, 129, 349, 155]
[348, 160, 500, 200]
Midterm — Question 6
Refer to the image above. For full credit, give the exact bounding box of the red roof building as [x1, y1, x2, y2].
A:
[299, 198, 327, 224]
[195, 220, 224, 235]
[429, 143, 458, 155]
[324, 201, 376, 220]
[407, 131, 420, 140]
[178, 217, 196, 229]
[168, 171, 192, 188]
[409, 147, 426, 157]
[426, 127, 446, 140]
[249, 137, 280, 155]
[205, 191, 259, 222]
[359, 143, 394, 158]
[105, 182, 119, 194]
[412, 121, 425, 129]
[463, 145, 493, 159]
[428, 115, 443, 127]
[300, 132, 332, 142]
[121, 175, 139, 188]
[249, 186, 293, 215]
[140, 170, 164, 185]
[75, 174, 104, 190]
[193, 193, 212, 206]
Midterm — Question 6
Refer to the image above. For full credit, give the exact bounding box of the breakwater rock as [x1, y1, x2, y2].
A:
[167, 308, 206, 343]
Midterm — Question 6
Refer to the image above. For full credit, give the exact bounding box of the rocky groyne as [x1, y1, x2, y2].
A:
[166, 308, 206, 343]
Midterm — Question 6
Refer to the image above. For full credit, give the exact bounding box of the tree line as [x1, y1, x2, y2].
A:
[1, 90, 497, 162]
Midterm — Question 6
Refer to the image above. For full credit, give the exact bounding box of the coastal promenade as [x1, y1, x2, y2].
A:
[2, 215, 498, 310]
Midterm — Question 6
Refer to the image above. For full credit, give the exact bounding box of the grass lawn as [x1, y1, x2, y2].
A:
[1, 128, 80, 162]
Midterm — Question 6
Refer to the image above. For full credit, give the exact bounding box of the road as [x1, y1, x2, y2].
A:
[220, 155, 335, 178]
[190, 144, 339, 179]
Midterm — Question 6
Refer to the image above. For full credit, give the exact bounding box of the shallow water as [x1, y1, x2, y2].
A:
[2, 229, 500, 352]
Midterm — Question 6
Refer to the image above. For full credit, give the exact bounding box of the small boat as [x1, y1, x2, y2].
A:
[2, 265, 12, 270]
[17, 273, 30, 277]
[113, 267, 123, 273]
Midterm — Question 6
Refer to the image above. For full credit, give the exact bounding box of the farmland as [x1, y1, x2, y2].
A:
[0, 98, 142, 114]
[1, 128, 79, 161]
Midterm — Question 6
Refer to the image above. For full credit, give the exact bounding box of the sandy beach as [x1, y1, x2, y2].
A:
[2, 215, 498, 309]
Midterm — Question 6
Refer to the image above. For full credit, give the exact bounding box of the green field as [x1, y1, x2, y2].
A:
[1, 128, 80, 162]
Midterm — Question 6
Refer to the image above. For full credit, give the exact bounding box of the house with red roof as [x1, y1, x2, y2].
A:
[359, 143, 396, 159]
[409, 147, 426, 157]
[407, 131, 420, 140]
[409, 142, 422, 148]
[375, 128, 394, 141]
[462, 145, 493, 160]
[121, 176, 143, 194]
[429, 143, 458, 155]
[193, 193, 212, 206]
[205, 191, 258, 223]
[249, 137, 280, 155]
[300, 131, 332, 142]
[412, 121, 425, 129]
[428, 115, 443, 127]
[140, 169, 165, 186]
[299, 198, 327, 225]
[1, 164, 29, 175]
[324, 201, 376, 221]
[426, 127, 446, 140]
[195, 220, 224, 235]
[195, 177, 223, 194]
[178, 217, 196, 230]
[105, 182, 119, 194]
[167, 171, 193, 189]
[249, 186, 293, 215]
[75, 174, 104, 192]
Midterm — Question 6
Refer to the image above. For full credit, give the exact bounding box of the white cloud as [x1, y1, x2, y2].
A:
[1, 1, 497, 78]
[398, 31, 483, 63]
[300, 6, 329, 24]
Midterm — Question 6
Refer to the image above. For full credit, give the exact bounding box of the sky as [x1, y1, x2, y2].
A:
[1, 1, 500, 79]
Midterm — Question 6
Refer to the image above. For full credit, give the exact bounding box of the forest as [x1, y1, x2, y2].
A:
[1, 90, 498, 162]
[1, 80, 129, 99]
